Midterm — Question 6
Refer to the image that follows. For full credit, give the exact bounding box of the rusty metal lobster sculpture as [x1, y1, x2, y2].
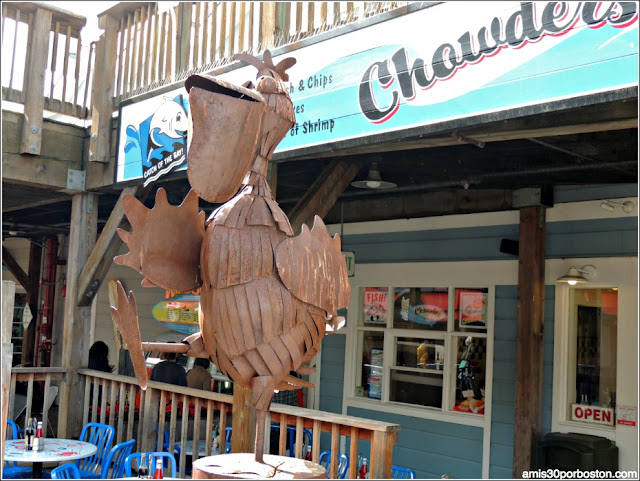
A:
[109, 51, 351, 463]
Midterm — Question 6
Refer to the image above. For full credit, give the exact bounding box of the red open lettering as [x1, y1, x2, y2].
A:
[594, 409, 601, 421]
[602, 410, 611, 423]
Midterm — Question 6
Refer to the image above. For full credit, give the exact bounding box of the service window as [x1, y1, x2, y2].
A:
[354, 286, 491, 416]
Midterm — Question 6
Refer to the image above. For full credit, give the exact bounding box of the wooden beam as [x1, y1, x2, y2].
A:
[20, 7, 52, 155]
[231, 385, 256, 454]
[288, 158, 363, 234]
[513, 205, 546, 477]
[23, 241, 43, 365]
[2, 246, 30, 290]
[89, 14, 118, 163]
[2, 281, 16, 461]
[58, 193, 99, 438]
[77, 185, 151, 307]
[322, 188, 514, 224]
[2, 153, 72, 189]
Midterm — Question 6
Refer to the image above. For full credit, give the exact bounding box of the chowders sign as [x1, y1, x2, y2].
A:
[116, 1, 638, 184]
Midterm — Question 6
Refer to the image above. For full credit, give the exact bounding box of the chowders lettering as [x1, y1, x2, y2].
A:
[358, 1, 638, 123]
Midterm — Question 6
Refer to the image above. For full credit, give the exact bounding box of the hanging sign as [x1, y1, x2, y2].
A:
[342, 251, 355, 277]
[151, 293, 200, 335]
[116, 2, 638, 184]
[571, 404, 614, 426]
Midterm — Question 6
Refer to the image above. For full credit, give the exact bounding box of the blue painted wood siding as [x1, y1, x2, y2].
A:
[318, 207, 636, 478]
[489, 285, 555, 478]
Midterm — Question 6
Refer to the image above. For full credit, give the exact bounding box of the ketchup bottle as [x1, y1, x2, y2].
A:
[152, 457, 163, 479]
[359, 457, 368, 479]
[305, 445, 312, 461]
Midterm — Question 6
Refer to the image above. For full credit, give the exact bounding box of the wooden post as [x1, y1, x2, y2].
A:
[57, 193, 99, 438]
[2, 280, 16, 460]
[89, 14, 118, 163]
[23, 241, 42, 365]
[231, 385, 256, 453]
[370, 430, 394, 479]
[20, 7, 52, 155]
[176, 2, 192, 72]
[260, 2, 277, 50]
[513, 205, 546, 477]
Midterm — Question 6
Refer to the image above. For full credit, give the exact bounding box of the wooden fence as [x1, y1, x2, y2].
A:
[77, 369, 400, 479]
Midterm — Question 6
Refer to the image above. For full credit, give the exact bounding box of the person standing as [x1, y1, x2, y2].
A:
[187, 358, 213, 391]
[150, 351, 188, 386]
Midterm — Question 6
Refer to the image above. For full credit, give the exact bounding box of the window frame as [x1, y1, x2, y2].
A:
[343, 261, 499, 428]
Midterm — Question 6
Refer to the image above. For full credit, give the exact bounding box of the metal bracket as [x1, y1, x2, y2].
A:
[62, 169, 86, 193]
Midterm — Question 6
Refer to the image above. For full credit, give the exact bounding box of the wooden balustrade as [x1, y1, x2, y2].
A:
[1, 2, 92, 120]
[7, 367, 67, 435]
[77, 369, 399, 478]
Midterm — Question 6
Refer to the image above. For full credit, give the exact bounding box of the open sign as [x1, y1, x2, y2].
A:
[571, 404, 614, 426]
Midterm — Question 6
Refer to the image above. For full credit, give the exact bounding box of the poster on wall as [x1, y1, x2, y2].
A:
[363, 287, 388, 324]
[457, 289, 488, 329]
[116, 1, 638, 184]
[396, 288, 448, 327]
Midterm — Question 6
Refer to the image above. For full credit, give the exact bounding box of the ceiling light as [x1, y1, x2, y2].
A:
[351, 161, 397, 189]
[600, 200, 634, 213]
[557, 265, 597, 285]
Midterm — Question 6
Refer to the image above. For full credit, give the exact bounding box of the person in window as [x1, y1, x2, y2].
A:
[187, 358, 213, 391]
[150, 351, 188, 386]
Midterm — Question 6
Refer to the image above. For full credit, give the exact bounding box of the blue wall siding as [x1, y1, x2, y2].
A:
[319, 334, 346, 414]
[342, 217, 637, 264]
[318, 211, 636, 478]
[490, 285, 555, 478]
[347, 407, 483, 479]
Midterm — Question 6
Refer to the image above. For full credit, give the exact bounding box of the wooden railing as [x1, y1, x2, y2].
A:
[7, 367, 67, 435]
[1, 2, 93, 119]
[110, 2, 410, 102]
[78, 369, 400, 479]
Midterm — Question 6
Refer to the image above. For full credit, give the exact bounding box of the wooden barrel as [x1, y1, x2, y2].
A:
[192, 453, 327, 479]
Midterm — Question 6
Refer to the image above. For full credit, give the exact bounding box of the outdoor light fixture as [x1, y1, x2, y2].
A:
[600, 200, 634, 213]
[556, 265, 597, 285]
[351, 161, 397, 189]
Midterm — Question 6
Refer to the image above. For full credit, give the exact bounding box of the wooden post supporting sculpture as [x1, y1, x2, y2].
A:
[109, 50, 351, 466]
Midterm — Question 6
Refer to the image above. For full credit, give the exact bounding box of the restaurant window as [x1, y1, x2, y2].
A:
[567, 288, 617, 425]
[354, 286, 491, 416]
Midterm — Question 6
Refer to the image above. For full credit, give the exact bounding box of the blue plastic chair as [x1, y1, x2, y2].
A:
[4, 420, 32, 479]
[75, 422, 115, 478]
[51, 463, 81, 479]
[124, 452, 177, 478]
[100, 438, 135, 479]
[392, 465, 416, 479]
[270, 423, 312, 457]
[319, 451, 349, 479]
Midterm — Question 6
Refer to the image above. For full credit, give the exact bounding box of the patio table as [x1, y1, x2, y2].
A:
[4, 438, 98, 479]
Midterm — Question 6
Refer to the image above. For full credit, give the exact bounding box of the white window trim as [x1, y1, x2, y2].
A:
[551, 257, 639, 455]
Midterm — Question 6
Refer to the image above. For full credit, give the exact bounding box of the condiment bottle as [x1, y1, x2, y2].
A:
[33, 421, 44, 451]
[152, 457, 164, 479]
[305, 445, 312, 461]
[25, 417, 34, 451]
[359, 457, 368, 479]
[138, 454, 149, 478]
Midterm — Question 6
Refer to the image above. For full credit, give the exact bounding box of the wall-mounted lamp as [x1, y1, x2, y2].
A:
[600, 200, 634, 213]
[556, 265, 597, 285]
